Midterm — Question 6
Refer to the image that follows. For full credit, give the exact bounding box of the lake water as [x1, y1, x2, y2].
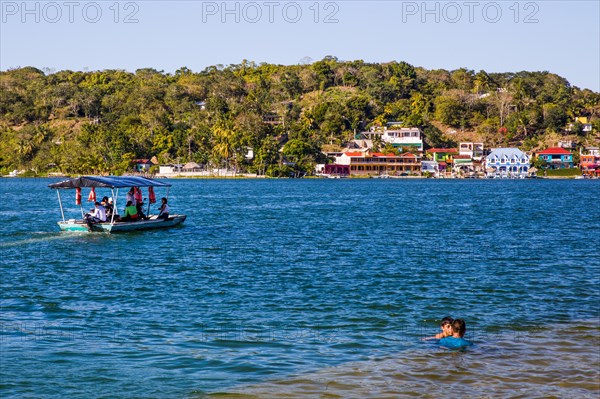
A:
[1, 178, 599, 398]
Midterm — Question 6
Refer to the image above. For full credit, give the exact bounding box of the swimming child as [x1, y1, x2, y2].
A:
[438, 318, 473, 349]
[422, 316, 454, 340]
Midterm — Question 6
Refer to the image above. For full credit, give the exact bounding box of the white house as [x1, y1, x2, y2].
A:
[159, 165, 176, 175]
[486, 148, 530, 178]
[358, 126, 423, 152]
[381, 128, 423, 152]
[459, 142, 484, 160]
[421, 160, 439, 176]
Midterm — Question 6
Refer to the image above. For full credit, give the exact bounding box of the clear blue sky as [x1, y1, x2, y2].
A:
[1, 0, 599, 91]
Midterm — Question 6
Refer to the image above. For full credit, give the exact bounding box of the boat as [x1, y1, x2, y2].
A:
[48, 176, 186, 233]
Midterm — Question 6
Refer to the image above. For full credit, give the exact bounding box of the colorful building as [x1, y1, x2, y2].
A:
[132, 159, 155, 172]
[426, 148, 457, 175]
[486, 148, 530, 178]
[536, 147, 573, 169]
[580, 147, 600, 176]
[427, 148, 457, 162]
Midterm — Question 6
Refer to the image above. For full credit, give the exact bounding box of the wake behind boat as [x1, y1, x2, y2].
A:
[48, 176, 186, 233]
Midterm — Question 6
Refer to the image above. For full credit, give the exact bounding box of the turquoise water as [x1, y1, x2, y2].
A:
[1, 178, 599, 398]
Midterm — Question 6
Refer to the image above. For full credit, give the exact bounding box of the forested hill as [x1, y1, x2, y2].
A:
[1, 58, 599, 176]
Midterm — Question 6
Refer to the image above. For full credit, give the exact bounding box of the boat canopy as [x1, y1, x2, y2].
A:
[48, 176, 171, 189]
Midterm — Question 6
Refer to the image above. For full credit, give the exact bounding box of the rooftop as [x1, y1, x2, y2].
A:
[537, 147, 572, 155]
[427, 148, 458, 153]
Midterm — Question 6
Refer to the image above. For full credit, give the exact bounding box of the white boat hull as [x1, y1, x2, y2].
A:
[57, 215, 186, 233]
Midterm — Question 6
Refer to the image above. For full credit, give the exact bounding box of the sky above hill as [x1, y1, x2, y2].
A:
[1, 0, 599, 91]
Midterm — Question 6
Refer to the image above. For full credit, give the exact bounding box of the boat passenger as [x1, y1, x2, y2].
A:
[84, 201, 107, 223]
[438, 319, 472, 349]
[157, 197, 170, 219]
[134, 187, 148, 219]
[121, 200, 139, 222]
[126, 188, 135, 206]
[107, 197, 118, 218]
[101, 196, 115, 219]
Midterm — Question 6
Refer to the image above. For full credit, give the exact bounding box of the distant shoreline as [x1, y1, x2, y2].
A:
[3, 174, 595, 180]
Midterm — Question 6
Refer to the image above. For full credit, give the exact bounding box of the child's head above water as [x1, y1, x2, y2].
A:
[451, 319, 466, 338]
[441, 316, 454, 337]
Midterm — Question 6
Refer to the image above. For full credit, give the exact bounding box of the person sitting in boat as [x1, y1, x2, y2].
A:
[121, 200, 139, 222]
[84, 201, 107, 224]
[131, 187, 148, 219]
[107, 197, 118, 218]
[101, 196, 114, 219]
[157, 197, 170, 219]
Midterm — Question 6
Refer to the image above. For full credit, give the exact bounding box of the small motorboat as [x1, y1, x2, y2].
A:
[48, 176, 186, 233]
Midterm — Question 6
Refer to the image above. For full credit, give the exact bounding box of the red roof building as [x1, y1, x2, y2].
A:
[131, 159, 155, 172]
[536, 147, 572, 155]
[536, 147, 573, 169]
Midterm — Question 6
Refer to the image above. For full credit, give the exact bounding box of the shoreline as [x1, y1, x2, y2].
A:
[2, 175, 596, 180]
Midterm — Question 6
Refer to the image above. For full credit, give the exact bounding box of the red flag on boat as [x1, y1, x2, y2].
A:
[148, 186, 156, 204]
[87, 187, 96, 202]
[134, 187, 143, 204]
[75, 187, 82, 205]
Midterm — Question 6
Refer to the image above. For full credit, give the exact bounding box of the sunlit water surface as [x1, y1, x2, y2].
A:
[1, 178, 599, 398]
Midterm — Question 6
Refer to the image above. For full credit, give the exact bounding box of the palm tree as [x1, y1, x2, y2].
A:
[212, 120, 237, 172]
[16, 139, 33, 168]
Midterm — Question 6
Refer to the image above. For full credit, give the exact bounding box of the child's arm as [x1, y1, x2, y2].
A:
[422, 332, 444, 341]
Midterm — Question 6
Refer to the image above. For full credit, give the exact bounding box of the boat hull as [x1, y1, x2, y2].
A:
[57, 215, 186, 233]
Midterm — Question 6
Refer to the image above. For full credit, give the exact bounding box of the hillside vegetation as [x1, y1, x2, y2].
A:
[1, 57, 599, 176]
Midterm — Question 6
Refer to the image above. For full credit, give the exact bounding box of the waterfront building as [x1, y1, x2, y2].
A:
[421, 160, 440, 176]
[323, 163, 350, 176]
[426, 148, 457, 175]
[132, 159, 155, 173]
[536, 147, 574, 169]
[159, 164, 176, 175]
[452, 155, 475, 175]
[485, 148, 530, 178]
[580, 146, 600, 176]
[332, 150, 421, 176]
[459, 142, 484, 160]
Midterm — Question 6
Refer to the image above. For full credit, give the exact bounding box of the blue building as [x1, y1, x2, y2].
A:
[536, 147, 573, 169]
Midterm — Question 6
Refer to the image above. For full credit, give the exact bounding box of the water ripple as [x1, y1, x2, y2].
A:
[1, 178, 599, 398]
